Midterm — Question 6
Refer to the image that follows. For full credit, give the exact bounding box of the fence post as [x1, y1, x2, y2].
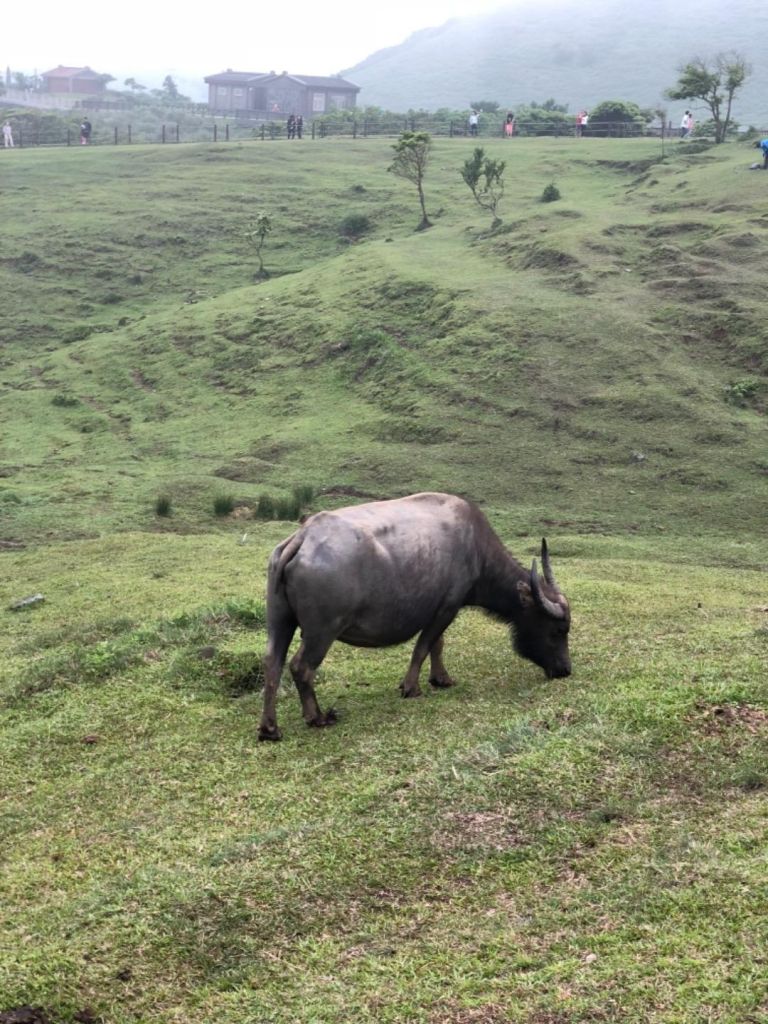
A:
[352, 120, 357, 139]
[260, 123, 265, 141]
[18, 126, 22, 147]
[312, 120, 316, 139]
[114, 126, 118, 145]
[67, 128, 71, 146]
[128, 125, 132, 144]
[176, 124, 179, 143]
[162, 124, 166, 143]
[214, 123, 217, 142]
[225, 123, 230, 142]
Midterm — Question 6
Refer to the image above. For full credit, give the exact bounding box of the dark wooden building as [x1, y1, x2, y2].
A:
[204, 69, 360, 118]
[41, 66, 109, 95]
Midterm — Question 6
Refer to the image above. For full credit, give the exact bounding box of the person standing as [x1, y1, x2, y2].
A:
[295, 114, 303, 139]
[504, 111, 516, 137]
[79, 117, 92, 145]
[679, 110, 692, 138]
[2, 121, 14, 148]
[468, 110, 479, 137]
[286, 113, 296, 139]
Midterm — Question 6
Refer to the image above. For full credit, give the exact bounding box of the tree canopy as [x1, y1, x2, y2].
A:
[666, 52, 751, 143]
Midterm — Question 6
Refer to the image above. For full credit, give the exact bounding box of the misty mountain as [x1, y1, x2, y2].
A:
[342, 0, 768, 124]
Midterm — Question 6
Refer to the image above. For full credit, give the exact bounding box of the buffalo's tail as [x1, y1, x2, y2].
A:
[267, 530, 304, 597]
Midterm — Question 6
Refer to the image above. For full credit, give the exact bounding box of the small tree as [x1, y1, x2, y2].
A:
[587, 100, 652, 137]
[245, 213, 272, 279]
[12, 71, 35, 90]
[124, 77, 147, 92]
[460, 147, 506, 229]
[162, 75, 179, 99]
[388, 130, 433, 230]
[666, 52, 751, 143]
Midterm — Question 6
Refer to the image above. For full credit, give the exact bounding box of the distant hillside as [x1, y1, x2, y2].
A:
[343, 0, 768, 124]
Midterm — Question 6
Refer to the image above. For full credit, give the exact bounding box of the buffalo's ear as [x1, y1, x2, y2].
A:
[517, 580, 535, 607]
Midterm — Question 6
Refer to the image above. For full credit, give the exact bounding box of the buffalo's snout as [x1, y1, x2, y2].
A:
[548, 662, 572, 679]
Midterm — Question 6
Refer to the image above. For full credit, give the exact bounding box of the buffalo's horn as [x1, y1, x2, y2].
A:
[530, 558, 565, 619]
[541, 538, 559, 590]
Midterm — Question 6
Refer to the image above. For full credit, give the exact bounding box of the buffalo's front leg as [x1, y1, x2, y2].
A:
[400, 610, 458, 698]
[290, 638, 337, 728]
[428, 634, 456, 689]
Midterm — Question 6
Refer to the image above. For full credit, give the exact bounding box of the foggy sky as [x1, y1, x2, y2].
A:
[3, 0, 505, 93]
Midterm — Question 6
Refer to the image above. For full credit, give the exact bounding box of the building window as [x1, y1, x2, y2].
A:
[329, 92, 348, 110]
[233, 87, 244, 97]
[312, 92, 325, 112]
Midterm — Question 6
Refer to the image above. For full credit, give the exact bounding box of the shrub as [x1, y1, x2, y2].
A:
[724, 377, 760, 407]
[213, 493, 236, 516]
[51, 394, 80, 407]
[541, 183, 561, 203]
[339, 212, 372, 238]
[154, 494, 172, 517]
[62, 324, 93, 344]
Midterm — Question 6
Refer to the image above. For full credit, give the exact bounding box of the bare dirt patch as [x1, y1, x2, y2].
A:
[434, 811, 524, 853]
[697, 703, 768, 734]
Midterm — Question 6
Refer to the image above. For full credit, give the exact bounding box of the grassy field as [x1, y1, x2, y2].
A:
[1, 136, 767, 1023]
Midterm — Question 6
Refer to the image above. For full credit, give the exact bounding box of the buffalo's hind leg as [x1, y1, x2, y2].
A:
[290, 635, 338, 729]
[259, 601, 297, 742]
[428, 634, 456, 690]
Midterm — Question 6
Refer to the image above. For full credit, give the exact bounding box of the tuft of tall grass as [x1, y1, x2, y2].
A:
[213, 494, 236, 517]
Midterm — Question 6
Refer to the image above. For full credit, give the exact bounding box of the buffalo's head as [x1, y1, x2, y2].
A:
[514, 539, 572, 679]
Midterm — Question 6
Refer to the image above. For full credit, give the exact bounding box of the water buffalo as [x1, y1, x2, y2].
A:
[259, 491, 571, 741]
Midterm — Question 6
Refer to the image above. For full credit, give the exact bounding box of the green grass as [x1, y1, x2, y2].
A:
[1, 137, 767, 1022]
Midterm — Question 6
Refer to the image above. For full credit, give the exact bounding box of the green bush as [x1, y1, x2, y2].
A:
[339, 213, 372, 238]
[724, 377, 760, 407]
[51, 394, 80, 407]
[213, 494, 236, 516]
[541, 183, 561, 203]
[154, 494, 172, 517]
[62, 324, 94, 344]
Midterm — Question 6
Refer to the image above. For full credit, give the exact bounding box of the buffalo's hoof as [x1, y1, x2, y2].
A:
[429, 675, 456, 689]
[401, 686, 423, 699]
[308, 708, 338, 728]
[258, 724, 283, 742]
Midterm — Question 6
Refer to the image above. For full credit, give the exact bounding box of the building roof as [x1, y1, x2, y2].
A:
[204, 70, 268, 85]
[204, 69, 359, 91]
[41, 65, 105, 80]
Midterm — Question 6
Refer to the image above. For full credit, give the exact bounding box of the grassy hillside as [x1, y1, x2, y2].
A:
[1, 137, 766, 541]
[343, 0, 768, 124]
[1, 137, 767, 1023]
